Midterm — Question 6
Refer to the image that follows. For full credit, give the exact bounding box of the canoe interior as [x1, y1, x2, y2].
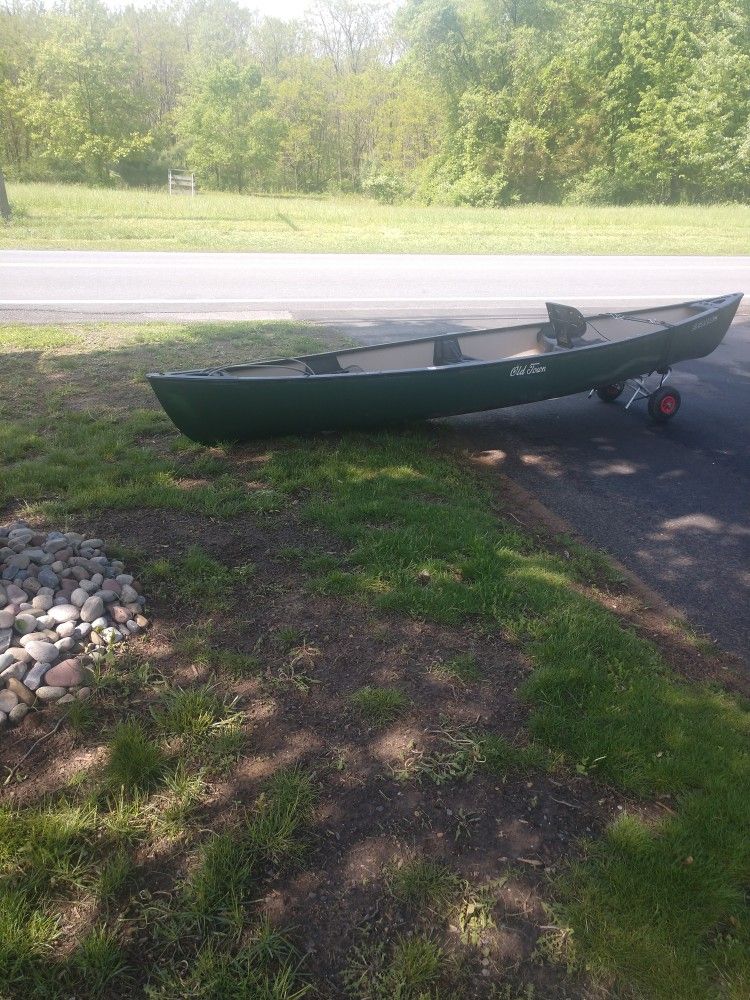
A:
[207, 300, 715, 380]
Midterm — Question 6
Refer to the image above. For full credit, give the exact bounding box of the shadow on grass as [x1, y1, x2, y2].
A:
[2, 322, 749, 998]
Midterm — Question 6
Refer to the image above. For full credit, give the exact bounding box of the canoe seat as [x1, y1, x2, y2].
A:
[433, 336, 476, 366]
[545, 302, 588, 349]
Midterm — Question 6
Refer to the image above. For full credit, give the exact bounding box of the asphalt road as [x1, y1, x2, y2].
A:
[1, 249, 748, 660]
[1, 250, 748, 328]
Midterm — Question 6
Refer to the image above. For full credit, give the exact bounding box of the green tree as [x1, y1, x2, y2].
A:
[177, 60, 284, 191]
[16, 0, 151, 183]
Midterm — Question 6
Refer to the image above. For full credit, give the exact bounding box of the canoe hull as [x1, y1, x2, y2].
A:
[148, 294, 741, 444]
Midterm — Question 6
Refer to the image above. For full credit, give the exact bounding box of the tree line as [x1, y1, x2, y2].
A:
[1, 0, 749, 204]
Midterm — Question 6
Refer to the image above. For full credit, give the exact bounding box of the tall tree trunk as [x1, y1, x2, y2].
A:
[0, 169, 11, 221]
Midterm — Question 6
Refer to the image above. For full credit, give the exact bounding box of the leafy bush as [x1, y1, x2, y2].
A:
[362, 170, 405, 204]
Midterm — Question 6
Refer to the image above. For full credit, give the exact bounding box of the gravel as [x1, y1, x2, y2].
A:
[0, 520, 150, 730]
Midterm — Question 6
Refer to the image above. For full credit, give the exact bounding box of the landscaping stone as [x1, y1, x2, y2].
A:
[70, 588, 89, 608]
[48, 604, 80, 624]
[14, 614, 38, 635]
[24, 640, 58, 663]
[24, 662, 49, 690]
[1, 662, 28, 682]
[0, 520, 150, 729]
[0, 689, 19, 713]
[38, 567, 60, 589]
[44, 658, 89, 687]
[120, 584, 139, 604]
[9, 703, 28, 723]
[81, 596, 105, 623]
[35, 686, 66, 701]
[6, 677, 35, 706]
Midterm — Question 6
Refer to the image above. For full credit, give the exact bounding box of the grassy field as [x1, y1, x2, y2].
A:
[3, 182, 750, 254]
[1, 319, 749, 998]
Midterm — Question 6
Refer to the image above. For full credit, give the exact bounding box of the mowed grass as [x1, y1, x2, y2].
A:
[0, 319, 350, 519]
[4, 181, 750, 254]
[1, 319, 749, 998]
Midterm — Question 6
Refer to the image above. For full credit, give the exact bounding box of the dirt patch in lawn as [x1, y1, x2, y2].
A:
[2, 499, 637, 998]
[4, 439, 741, 998]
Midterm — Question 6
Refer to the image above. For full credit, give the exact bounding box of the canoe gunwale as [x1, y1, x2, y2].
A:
[147, 294, 741, 386]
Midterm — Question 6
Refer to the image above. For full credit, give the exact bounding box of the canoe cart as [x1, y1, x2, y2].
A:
[148, 293, 742, 443]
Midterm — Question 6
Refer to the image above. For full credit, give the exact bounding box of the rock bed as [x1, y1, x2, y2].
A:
[0, 521, 149, 729]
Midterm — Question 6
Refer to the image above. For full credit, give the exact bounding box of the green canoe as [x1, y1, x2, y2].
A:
[147, 293, 742, 444]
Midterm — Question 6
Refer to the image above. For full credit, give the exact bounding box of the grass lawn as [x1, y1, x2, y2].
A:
[3, 182, 750, 255]
[1, 319, 749, 998]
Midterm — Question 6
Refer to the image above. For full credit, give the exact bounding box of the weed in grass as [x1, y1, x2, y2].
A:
[273, 626, 303, 652]
[184, 829, 257, 935]
[105, 721, 167, 795]
[158, 763, 207, 833]
[0, 889, 60, 990]
[175, 618, 215, 661]
[99, 788, 151, 844]
[386, 857, 461, 909]
[94, 847, 134, 901]
[452, 807, 481, 844]
[350, 686, 408, 726]
[246, 768, 315, 866]
[387, 935, 444, 995]
[216, 648, 263, 679]
[94, 650, 164, 698]
[153, 685, 233, 738]
[343, 932, 445, 1000]
[143, 547, 251, 612]
[275, 642, 322, 694]
[454, 887, 497, 946]
[66, 698, 97, 737]
[432, 653, 482, 683]
[147, 934, 312, 999]
[395, 725, 483, 786]
[67, 924, 128, 997]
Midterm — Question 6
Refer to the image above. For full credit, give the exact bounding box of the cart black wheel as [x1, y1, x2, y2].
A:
[596, 382, 625, 402]
[648, 386, 681, 422]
